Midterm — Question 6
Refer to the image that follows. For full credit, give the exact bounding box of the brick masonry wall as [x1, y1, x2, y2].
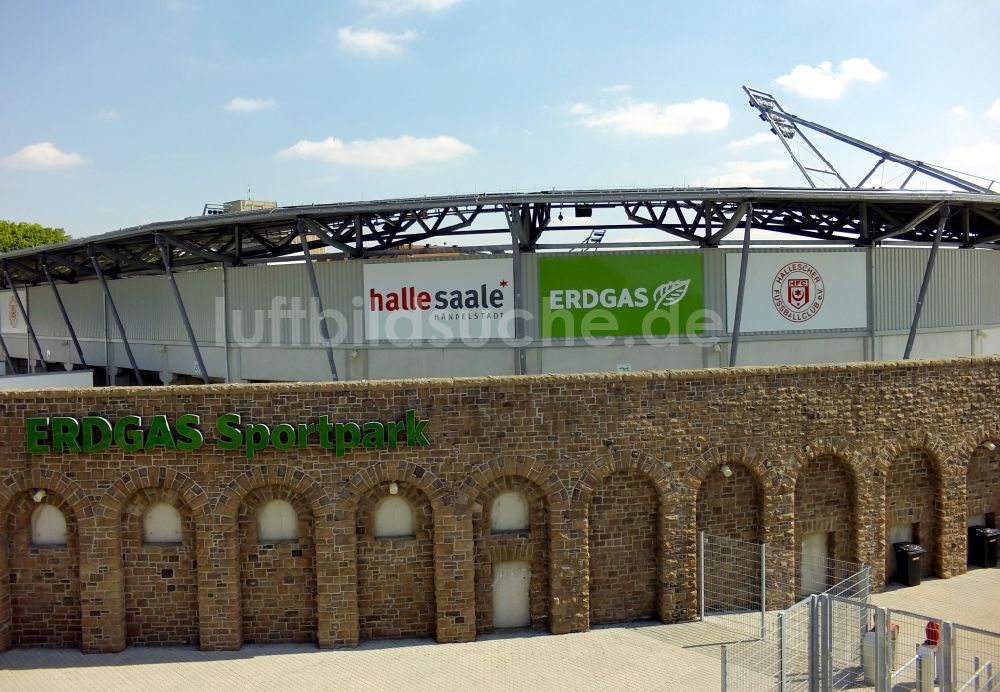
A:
[794, 455, 856, 593]
[473, 476, 549, 633]
[966, 447, 1000, 525]
[122, 489, 199, 646]
[885, 451, 939, 578]
[5, 492, 81, 648]
[588, 471, 658, 625]
[0, 356, 998, 652]
[356, 484, 435, 640]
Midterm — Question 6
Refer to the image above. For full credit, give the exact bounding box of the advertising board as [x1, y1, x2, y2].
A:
[725, 251, 867, 332]
[538, 254, 705, 338]
[364, 259, 514, 341]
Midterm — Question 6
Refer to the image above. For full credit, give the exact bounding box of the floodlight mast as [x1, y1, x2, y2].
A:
[742, 85, 997, 194]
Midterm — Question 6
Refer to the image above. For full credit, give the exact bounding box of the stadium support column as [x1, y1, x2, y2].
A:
[42, 262, 87, 367]
[506, 205, 530, 375]
[904, 204, 950, 359]
[2, 265, 45, 372]
[0, 322, 15, 374]
[156, 235, 209, 384]
[728, 203, 753, 367]
[297, 220, 339, 381]
[89, 248, 144, 385]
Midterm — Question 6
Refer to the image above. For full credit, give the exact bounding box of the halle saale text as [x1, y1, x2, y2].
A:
[25, 409, 430, 459]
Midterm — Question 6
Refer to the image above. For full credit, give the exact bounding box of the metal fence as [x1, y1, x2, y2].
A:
[722, 593, 1000, 691]
[699, 532, 767, 641]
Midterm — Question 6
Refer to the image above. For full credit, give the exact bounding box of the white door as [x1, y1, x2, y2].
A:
[492, 561, 530, 629]
[801, 532, 829, 595]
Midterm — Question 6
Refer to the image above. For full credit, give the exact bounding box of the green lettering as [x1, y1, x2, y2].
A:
[318, 415, 334, 450]
[297, 423, 317, 448]
[175, 414, 204, 452]
[216, 413, 243, 451]
[114, 416, 144, 452]
[335, 422, 361, 456]
[25, 417, 50, 453]
[272, 423, 296, 450]
[81, 416, 112, 452]
[51, 417, 81, 453]
[245, 423, 270, 459]
[405, 409, 429, 448]
[362, 421, 385, 449]
[387, 420, 406, 448]
[144, 415, 176, 451]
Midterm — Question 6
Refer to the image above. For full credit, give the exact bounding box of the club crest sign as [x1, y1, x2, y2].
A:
[772, 262, 824, 322]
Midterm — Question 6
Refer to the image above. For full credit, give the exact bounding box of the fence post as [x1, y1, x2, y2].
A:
[809, 595, 820, 692]
[698, 531, 705, 621]
[940, 621, 953, 692]
[874, 607, 888, 692]
[821, 594, 833, 692]
[720, 644, 728, 691]
[778, 611, 787, 692]
[760, 541, 767, 640]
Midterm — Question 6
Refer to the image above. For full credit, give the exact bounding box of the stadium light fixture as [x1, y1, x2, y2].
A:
[720, 464, 733, 478]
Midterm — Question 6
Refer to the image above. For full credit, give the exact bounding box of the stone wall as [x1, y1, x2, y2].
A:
[0, 356, 998, 653]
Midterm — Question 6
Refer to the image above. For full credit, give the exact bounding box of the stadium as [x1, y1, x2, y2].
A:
[0, 88, 998, 673]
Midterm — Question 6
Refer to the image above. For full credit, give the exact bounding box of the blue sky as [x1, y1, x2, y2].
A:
[2, 0, 999, 238]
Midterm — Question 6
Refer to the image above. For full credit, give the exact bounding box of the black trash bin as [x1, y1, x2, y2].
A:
[968, 526, 1000, 568]
[893, 542, 926, 586]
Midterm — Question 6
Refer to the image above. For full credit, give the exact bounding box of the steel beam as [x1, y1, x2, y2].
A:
[904, 205, 950, 359]
[89, 250, 144, 385]
[872, 202, 943, 243]
[297, 222, 339, 380]
[156, 236, 209, 384]
[2, 266, 45, 371]
[728, 204, 753, 367]
[42, 262, 87, 367]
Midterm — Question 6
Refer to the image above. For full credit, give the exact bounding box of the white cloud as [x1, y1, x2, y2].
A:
[987, 100, 1000, 120]
[95, 109, 120, 120]
[942, 141, 1000, 183]
[727, 132, 779, 151]
[574, 98, 730, 136]
[1, 142, 85, 170]
[948, 105, 970, 117]
[775, 58, 887, 100]
[568, 102, 593, 116]
[338, 27, 416, 56]
[703, 160, 791, 187]
[601, 84, 632, 94]
[363, 0, 461, 12]
[224, 97, 276, 113]
[277, 135, 475, 168]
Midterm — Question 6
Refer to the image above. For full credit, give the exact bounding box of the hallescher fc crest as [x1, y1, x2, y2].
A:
[772, 261, 825, 323]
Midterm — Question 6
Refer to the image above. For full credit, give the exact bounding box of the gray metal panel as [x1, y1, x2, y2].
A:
[28, 281, 106, 339]
[106, 275, 187, 342]
[175, 269, 224, 343]
[520, 253, 540, 340]
[980, 251, 1000, 326]
[227, 260, 362, 346]
[702, 249, 727, 336]
[873, 248, 981, 331]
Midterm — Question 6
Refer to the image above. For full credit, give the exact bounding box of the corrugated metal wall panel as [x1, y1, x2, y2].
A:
[874, 248, 981, 331]
[175, 269, 224, 343]
[106, 275, 187, 342]
[702, 249, 727, 335]
[980, 251, 1000, 326]
[520, 253, 540, 340]
[28, 281, 106, 339]
[226, 263, 311, 346]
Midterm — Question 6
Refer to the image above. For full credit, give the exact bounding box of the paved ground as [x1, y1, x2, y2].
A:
[1, 567, 997, 692]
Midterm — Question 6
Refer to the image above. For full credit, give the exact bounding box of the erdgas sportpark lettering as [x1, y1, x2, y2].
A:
[25, 409, 430, 459]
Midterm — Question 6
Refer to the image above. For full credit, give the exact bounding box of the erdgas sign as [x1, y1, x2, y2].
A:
[25, 410, 430, 459]
[364, 259, 514, 341]
[538, 254, 705, 338]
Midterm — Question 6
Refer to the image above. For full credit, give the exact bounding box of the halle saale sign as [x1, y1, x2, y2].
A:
[25, 410, 430, 460]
